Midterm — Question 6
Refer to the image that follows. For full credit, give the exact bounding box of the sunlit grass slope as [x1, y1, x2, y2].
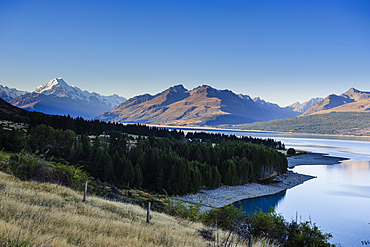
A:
[0, 171, 220, 247]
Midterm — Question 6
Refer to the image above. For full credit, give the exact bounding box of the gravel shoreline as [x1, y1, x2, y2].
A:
[181, 171, 315, 210]
[181, 152, 347, 210]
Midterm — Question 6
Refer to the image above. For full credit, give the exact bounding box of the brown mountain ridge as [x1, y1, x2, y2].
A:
[302, 88, 370, 115]
[310, 99, 370, 115]
[98, 85, 299, 126]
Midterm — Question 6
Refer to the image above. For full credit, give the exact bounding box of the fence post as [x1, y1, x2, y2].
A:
[146, 201, 151, 223]
[215, 219, 218, 247]
[83, 180, 88, 202]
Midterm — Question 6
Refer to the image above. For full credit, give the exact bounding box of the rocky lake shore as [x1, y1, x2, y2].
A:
[181, 152, 347, 210]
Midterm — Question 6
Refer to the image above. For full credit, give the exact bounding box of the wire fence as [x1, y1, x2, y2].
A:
[67, 178, 254, 247]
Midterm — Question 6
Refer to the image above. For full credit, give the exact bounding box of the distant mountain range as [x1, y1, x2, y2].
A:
[302, 88, 370, 115]
[1, 78, 369, 134]
[97, 85, 370, 134]
[227, 88, 370, 136]
[98, 85, 301, 125]
[1, 78, 126, 119]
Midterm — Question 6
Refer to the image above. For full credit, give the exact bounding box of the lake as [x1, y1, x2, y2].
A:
[241, 133, 370, 247]
[177, 128, 370, 247]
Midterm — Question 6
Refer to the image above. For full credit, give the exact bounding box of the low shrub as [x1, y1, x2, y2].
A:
[50, 163, 91, 190]
[5, 151, 50, 182]
[3, 151, 92, 192]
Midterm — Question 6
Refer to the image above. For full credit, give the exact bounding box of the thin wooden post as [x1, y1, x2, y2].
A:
[83, 180, 88, 202]
[146, 201, 151, 223]
[215, 218, 218, 247]
[248, 235, 253, 247]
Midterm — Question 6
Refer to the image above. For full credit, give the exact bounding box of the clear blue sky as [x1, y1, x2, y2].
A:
[1, 0, 369, 106]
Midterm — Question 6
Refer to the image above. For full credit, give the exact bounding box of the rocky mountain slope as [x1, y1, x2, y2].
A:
[302, 88, 370, 115]
[99, 85, 300, 126]
[10, 78, 126, 119]
[287, 97, 323, 113]
[309, 99, 370, 115]
[0, 85, 27, 102]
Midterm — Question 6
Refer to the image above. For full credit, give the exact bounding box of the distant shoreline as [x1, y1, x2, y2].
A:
[180, 152, 346, 210]
[145, 124, 370, 139]
[287, 151, 348, 168]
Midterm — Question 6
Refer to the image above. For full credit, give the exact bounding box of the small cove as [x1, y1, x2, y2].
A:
[235, 134, 370, 247]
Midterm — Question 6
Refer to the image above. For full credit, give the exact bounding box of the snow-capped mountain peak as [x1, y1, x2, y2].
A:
[10, 77, 126, 119]
[33, 78, 126, 107]
[288, 97, 324, 113]
[35, 77, 75, 96]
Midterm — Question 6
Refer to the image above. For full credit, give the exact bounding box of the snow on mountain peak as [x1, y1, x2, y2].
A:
[0, 85, 27, 102]
[33, 78, 126, 107]
[34, 78, 69, 94]
[289, 97, 323, 113]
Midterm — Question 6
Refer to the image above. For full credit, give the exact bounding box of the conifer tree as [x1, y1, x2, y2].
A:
[122, 159, 134, 187]
[133, 164, 143, 188]
[103, 152, 115, 182]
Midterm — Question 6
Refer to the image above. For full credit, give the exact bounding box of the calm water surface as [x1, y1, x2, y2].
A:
[235, 132, 370, 247]
[178, 128, 370, 246]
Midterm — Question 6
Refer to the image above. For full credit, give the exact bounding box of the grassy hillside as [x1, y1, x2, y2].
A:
[0, 150, 336, 247]
[222, 112, 370, 136]
[0, 149, 335, 246]
[0, 170, 222, 247]
[0, 150, 226, 247]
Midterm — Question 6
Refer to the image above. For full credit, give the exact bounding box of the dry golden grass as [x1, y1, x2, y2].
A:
[0, 171, 238, 247]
